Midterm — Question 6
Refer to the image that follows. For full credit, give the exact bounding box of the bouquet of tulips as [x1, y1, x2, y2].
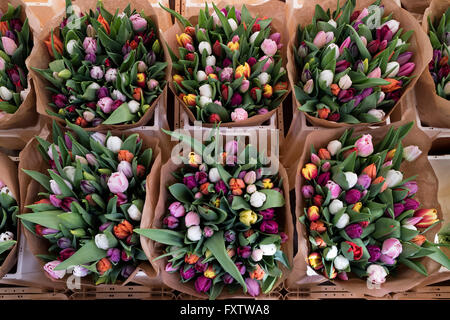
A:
[0, 179, 18, 263]
[137, 129, 290, 299]
[427, 7, 450, 99]
[19, 121, 158, 284]
[162, 3, 289, 124]
[32, 0, 167, 128]
[293, 0, 416, 124]
[300, 122, 450, 284]
[0, 3, 32, 115]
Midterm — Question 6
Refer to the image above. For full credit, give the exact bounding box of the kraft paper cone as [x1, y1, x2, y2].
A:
[416, 0, 450, 128]
[28, 0, 172, 132]
[141, 158, 293, 299]
[18, 125, 162, 288]
[0, 152, 20, 279]
[0, 0, 40, 131]
[401, 0, 431, 14]
[286, 0, 433, 128]
[285, 121, 445, 298]
[165, 0, 290, 128]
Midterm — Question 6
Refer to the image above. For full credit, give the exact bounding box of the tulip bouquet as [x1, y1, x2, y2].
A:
[0, 3, 32, 115]
[32, 0, 167, 127]
[300, 122, 450, 285]
[161, 3, 289, 123]
[427, 7, 450, 99]
[293, 0, 416, 124]
[0, 180, 18, 263]
[19, 121, 157, 284]
[136, 129, 290, 299]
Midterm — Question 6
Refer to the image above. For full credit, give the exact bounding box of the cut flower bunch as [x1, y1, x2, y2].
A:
[0, 3, 32, 115]
[300, 122, 450, 284]
[427, 7, 450, 99]
[19, 121, 156, 284]
[0, 179, 18, 263]
[33, 0, 167, 127]
[137, 129, 290, 299]
[162, 3, 289, 123]
[294, 0, 416, 124]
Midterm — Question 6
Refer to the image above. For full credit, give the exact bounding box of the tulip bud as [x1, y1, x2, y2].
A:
[307, 206, 320, 221]
[403, 145, 422, 162]
[303, 79, 314, 94]
[327, 140, 342, 156]
[301, 163, 318, 181]
[338, 75, 352, 90]
[308, 252, 323, 270]
[413, 209, 438, 228]
[386, 62, 400, 77]
[319, 70, 334, 87]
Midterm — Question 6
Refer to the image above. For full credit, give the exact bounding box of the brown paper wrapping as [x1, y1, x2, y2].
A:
[0, 0, 41, 130]
[285, 121, 445, 297]
[140, 158, 293, 299]
[28, 0, 172, 132]
[415, 0, 450, 128]
[0, 152, 20, 279]
[18, 125, 162, 288]
[286, 0, 433, 128]
[401, 0, 431, 14]
[166, 0, 290, 128]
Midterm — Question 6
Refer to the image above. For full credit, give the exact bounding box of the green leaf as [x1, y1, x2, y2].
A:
[18, 211, 64, 230]
[22, 169, 51, 192]
[54, 240, 107, 271]
[102, 103, 135, 125]
[162, 129, 205, 156]
[231, 196, 251, 211]
[423, 242, 450, 270]
[159, 3, 192, 28]
[205, 232, 247, 292]
[168, 183, 194, 204]
[0, 240, 16, 255]
[258, 189, 285, 211]
[399, 258, 428, 276]
[134, 228, 185, 247]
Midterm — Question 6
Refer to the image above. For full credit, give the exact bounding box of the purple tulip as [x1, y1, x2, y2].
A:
[9, 19, 22, 32]
[397, 51, 413, 65]
[245, 278, 260, 297]
[397, 62, 415, 77]
[61, 197, 77, 212]
[81, 180, 95, 194]
[83, 37, 97, 54]
[85, 53, 96, 63]
[367, 245, 381, 262]
[404, 198, 420, 211]
[116, 192, 127, 205]
[165, 262, 179, 272]
[97, 87, 109, 99]
[183, 175, 197, 189]
[195, 276, 212, 293]
[42, 228, 59, 235]
[203, 226, 214, 238]
[345, 223, 363, 238]
[163, 215, 179, 229]
[345, 189, 362, 204]
[195, 259, 208, 273]
[107, 248, 121, 263]
[64, 134, 72, 150]
[357, 174, 371, 189]
[49, 194, 62, 208]
[379, 39, 388, 51]
[376, 25, 393, 42]
[57, 237, 71, 249]
[379, 254, 396, 265]
[301, 185, 315, 198]
[99, 222, 112, 232]
[121, 265, 136, 278]
[230, 92, 242, 106]
[260, 208, 275, 220]
[223, 58, 232, 68]
[367, 40, 380, 54]
[336, 60, 351, 73]
[52, 94, 68, 108]
[404, 181, 418, 196]
[393, 203, 405, 217]
[225, 230, 236, 242]
[339, 36, 351, 55]
[215, 180, 228, 194]
[338, 88, 355, 103]
[317, 172, 331, 186]
[235, 262, 246, 275]
[237, 246, 252, 258]
[180, 266, 195, 280]
[195, 171, 208, 184]
[260, 220, 279, 234]
[223, 273, 234, 284]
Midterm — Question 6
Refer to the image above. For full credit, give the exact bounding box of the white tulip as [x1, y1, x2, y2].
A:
[63, 166, 76, 183]
[334, 255, 350, 270]
[198, 96, 212, 107]
[251, 248, 264, 262]
[196, 70, 207, 82]
[127, 204, 142, 221]
[199, 84, 213, 98]
[111, 89, 126, 102]
[335, 213, 350, 229]
[327, 19, 337, 28]
[250, 191, 266, 208]
[329, 199, 344, 215]
[327, 43, 339, 60]
[106, 136, 123, 153]
[0, 186, 14, 198]
[327, 140, 342, 156]
[319, 70, 334, 87]
[0, 86, 12, 100]
[246, 184, 257, 194]
[206, 55, 216, 66]
[128, 100, 140, 113]
[94, 234, 110, 250]
[228, 19, 238, 31]
[338, 75, 352, 90]
[257, 72, 271, 85]
[249, 31, 260, 44]
[260, 243, 277, 256]
[325, 245, 338, 261]
[381, 20, 400, 34]
[0, 231, 14, 242]
[344, 172, 358, 189]
[386, 61, 400, 77]
[385, 170, 403, 188]
[187, 225, 202, 242]
[368, 109, 385, 121]
[66, 39, 77, 55]
[198, 41, 212, 55]
[444, 82, 450, 95]
[208, 168, 221, 183]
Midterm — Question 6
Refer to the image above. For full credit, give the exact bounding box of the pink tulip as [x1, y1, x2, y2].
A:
[355, 134, 374, 157]
[261, 39, 278, 56]
[185, 211, 200, 227]
[43, 260, 66, 279]
[397, 62, 415, 77]
[168, 201, 185, 218]
[325, 180, 341, 199]
[381, 238, 402, 259]
[339, 36, 351, 55]
[231, 108, 248, 122]
[367, 67, 381, 78]
[2, 37, 17, 55]
[107, 171, 129, 193]
[130, 14, 147, 32]
[313, 31, 327, 48]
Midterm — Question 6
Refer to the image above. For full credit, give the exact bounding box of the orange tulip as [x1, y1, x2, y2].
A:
[380, 78, 402, 93]
[331, 83, 340, 96]
[314, 237, 327, 248]
[250, 264, 265, 280]
[97, 258, 112, 275]
[113, 220, 133, 239]
[133, 87, 142, 101]
[184, 26, 196, 37]
[185, 253, 200, 264]
[200, 182, 210, 195]
[274, 81, 288, 91]
[0, 22, 8, 35]
[411, 234, 427, 246]
[318, 107, 330, 119]
[229, 178, 245, 196]
[318, 148, 331, 160]
[44, 32, 63, 58]
[362, 163, 377, 180]
[372, 176, 388, 193]
[183, 94, 197, 107]
[97, 14, 110, 34]
[310, 221, 326, 233]
[118, 150, 134, 162]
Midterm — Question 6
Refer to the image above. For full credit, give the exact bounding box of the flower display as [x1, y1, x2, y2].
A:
[32, 0, 167, 127]
[161, 3, 289, 123]
[427, 7, 450, 99]
[0, 3, 32, 115]
[294, 0, 416, 124]
[300, 122, 450, 284]
[19, 121, 157, 284]
[136, 129, 290, 299]
[0, 179, 18, 262]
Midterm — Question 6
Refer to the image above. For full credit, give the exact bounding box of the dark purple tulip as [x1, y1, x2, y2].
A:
[397, 51, 413, 65]
[183, 175, 197, 189]
[397, 62, 415, 77]
[438, 64, 450, 80]
[328, 113, 340, 122]
[393, 203, 405, 217]
[367, 39, 380, 54]
[225, 230, 236, 242]
[301, 185, 315, 198]
[345, 189, 362, 204]
[97, 87, 109, 99]
[349, 42, 358, 57]
[61, 197, 77, 212]
[195, 171, 208, 184]
[116, 192, 127, 205]
[379, 39, 388, 51]
[195, 258, 208, 273]
[260, 208, 275, 220]
[57, 237, 71, 249]
[112, 100, 123, 111]
[367, 245, 381, 262]
[433, 49, 442, 63]
[85, 53, 96, 63]
[107, 248, 120, 263]
[260, 220, 279, 234]
[52, 94, 68, 108]
[7, 68, 19, 84]
[301, 69, 312, 82]
[146, 51, 156, 66]
[5, 30, 16, 42]
[317, 172, 331, 186]
[215, 180, 228, 193]
[99, 222, 112, 232]
[345, 223, 363, 238]
[336, 60, 351, 73]
[247, 57, 257, 67]
[10, 19, 22, 32]
[121, 265, 136, 278]
[223, 58, 232, 68]
[64, 134, 72, 149]
[180, 266, 195, 280]
[223, 273, 234, 284]
[235, 262, 246, 275]
[237, 246, 252, 258]
[376, 25, 393, 42]
[238, 170, 247, 180]
[354, 60, 365, 72]
[338, 88, 355, 103]
[195, 276, 212, 293]
[404, 198, 420, 211]
[81, 180, 95, 194]
[230, 93, 242, 106]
